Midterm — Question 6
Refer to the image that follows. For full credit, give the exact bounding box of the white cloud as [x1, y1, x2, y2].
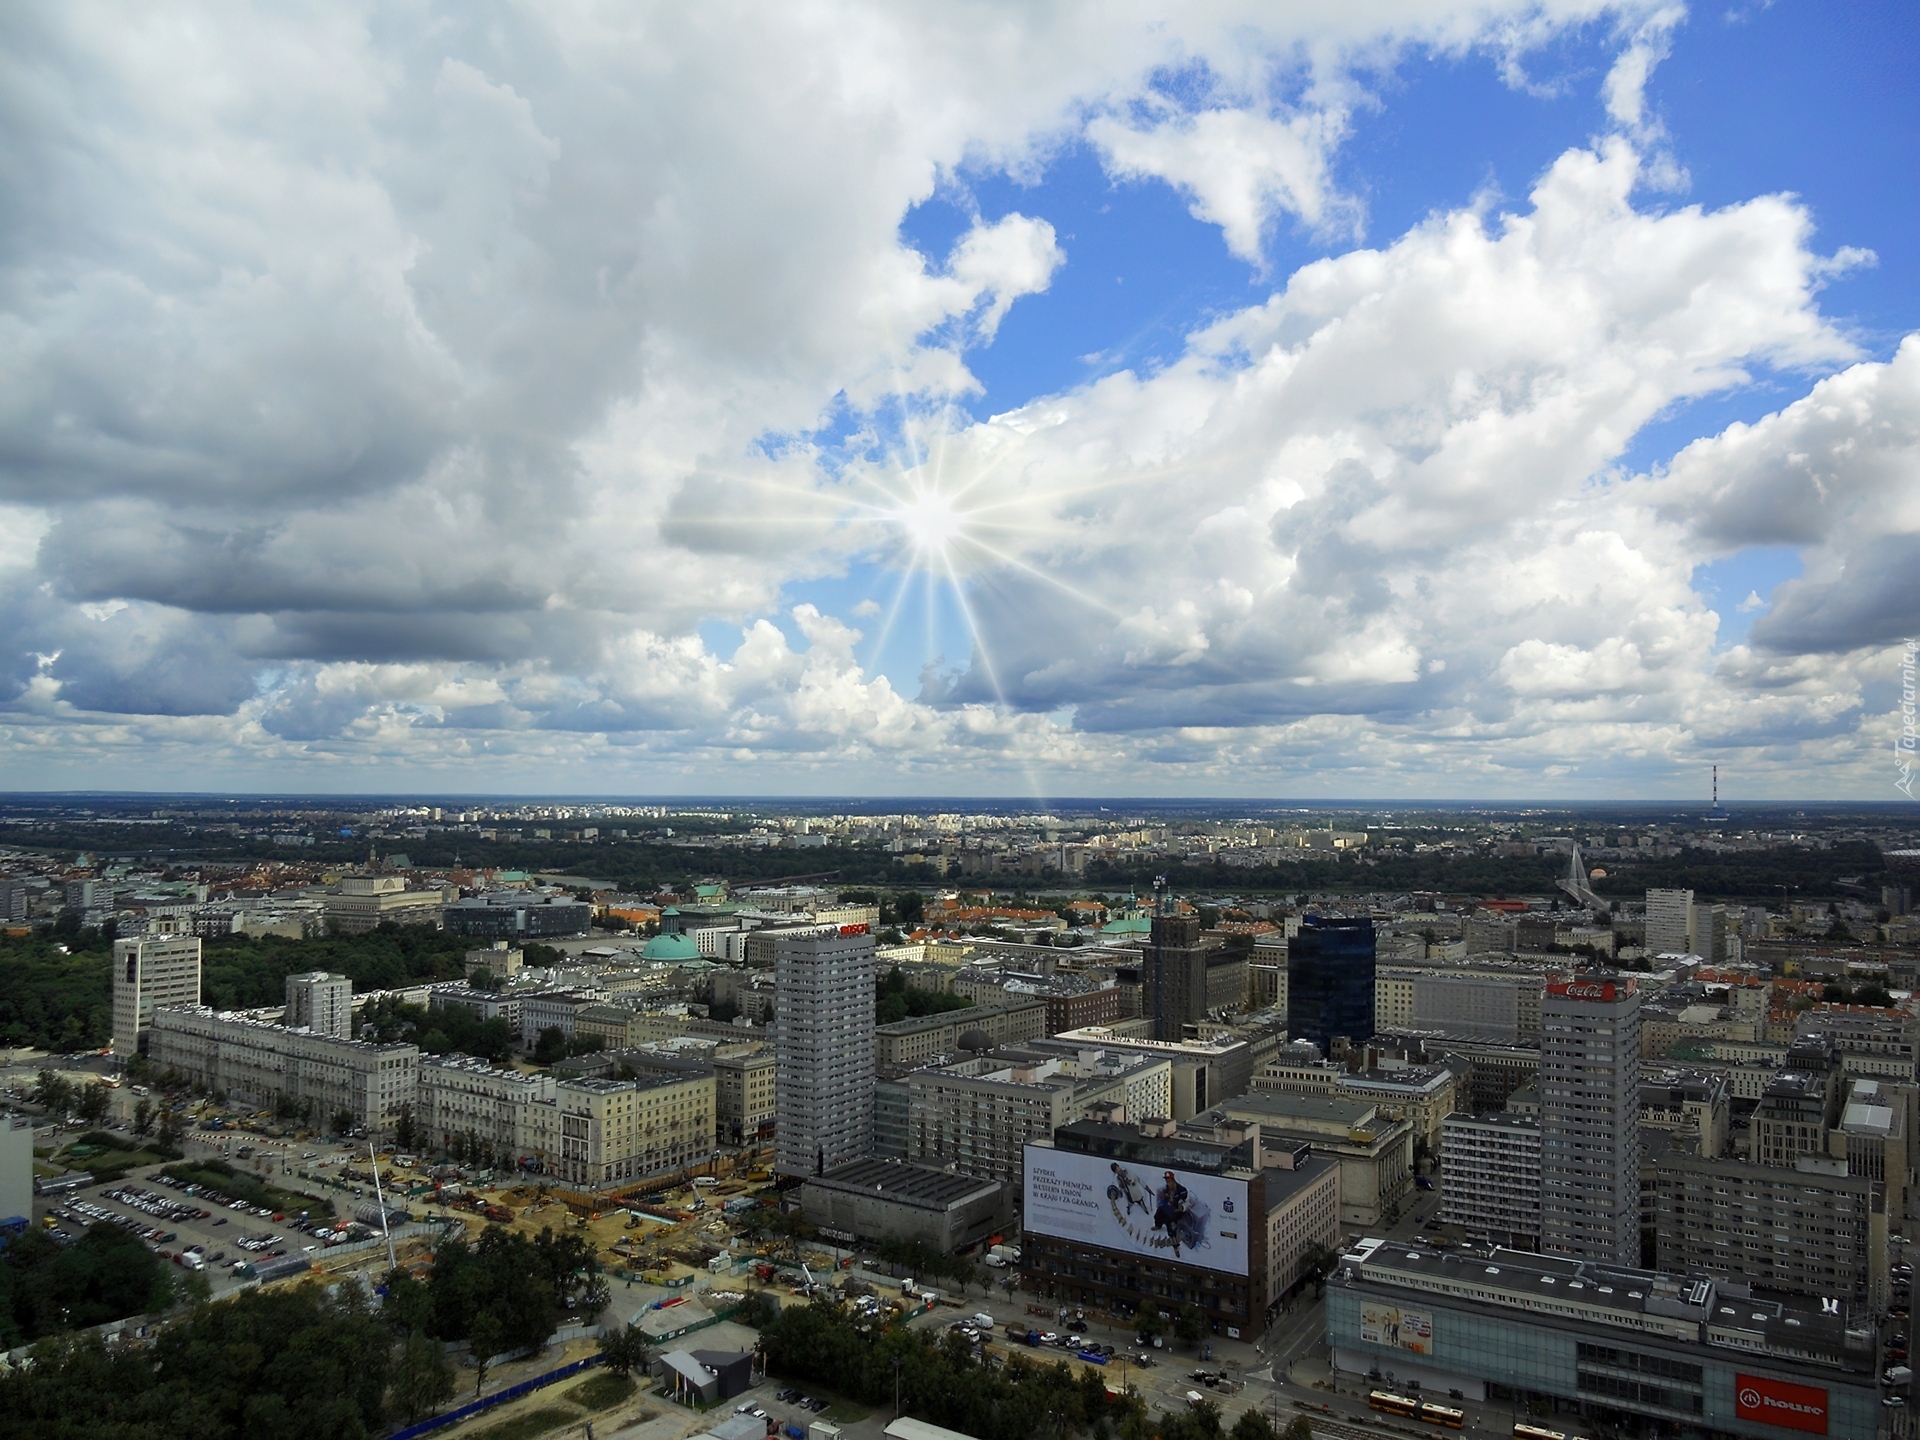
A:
[0, 0, 1904, 796]
[1090, 105, 1359, 261]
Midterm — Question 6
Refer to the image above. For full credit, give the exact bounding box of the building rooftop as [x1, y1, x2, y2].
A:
[1339, 1238, 1871, 1371]
[804, 1157, 1003, 1208]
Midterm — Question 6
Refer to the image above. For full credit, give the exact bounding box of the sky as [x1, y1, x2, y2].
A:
[1, 1, 1917, 801]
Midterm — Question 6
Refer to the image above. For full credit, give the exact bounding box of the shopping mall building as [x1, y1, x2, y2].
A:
[1327, 1238, 1880, 1438]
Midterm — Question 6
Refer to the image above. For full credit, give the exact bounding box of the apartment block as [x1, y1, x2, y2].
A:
[1540, 974, 1642, 1266]
[1644, 888, 1696, 958]
[1638, 1068, 1731, 1159]
[903, 1045, 1171, 1186]
[775, 926, 876, 1177]
[714, 1048, 776, 1146]
[149, 1006, 416, 1134]
[416, 1055, 714, 1185]
[1651, 1151, 1886, 1307]
[1440, 1111, 1542, 1249]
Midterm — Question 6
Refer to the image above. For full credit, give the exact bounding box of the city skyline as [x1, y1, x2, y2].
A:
[2, 5, 1916, 799]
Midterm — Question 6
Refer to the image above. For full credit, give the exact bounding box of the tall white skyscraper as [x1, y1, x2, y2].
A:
[774, 926, 875, 1177]
[1644, 888, 1695, 957]
[285, 971, 354, 1038]
[111, 919, 203, 1058]
[1540, 973, 1642, 1266]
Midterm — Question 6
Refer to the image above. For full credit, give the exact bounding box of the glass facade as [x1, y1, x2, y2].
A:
[1286, 916, 1375, 1054]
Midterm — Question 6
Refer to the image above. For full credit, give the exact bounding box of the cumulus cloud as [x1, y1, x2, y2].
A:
[0, 0, 1904, 795]
[1090, 105, 1359, 260]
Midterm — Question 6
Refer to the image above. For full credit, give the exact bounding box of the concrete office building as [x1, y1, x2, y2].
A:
[149, 1006, 416, 1134]
[873, 1077, 911, 1160]
[1540, 974, 1641, 1267]
[1, 1113, 32, 1223]
[1644, 888, 1695, 957]
[1247, 950, 1289, 1014]
[111, 920, 203, 1058]
[1690, 902, 1729, 964]
[1651, 1150, 1885, 1307]
[1287, 916, 1375, 1055]
[775, 926, 876, 1177]
[1638, 1068, 1731, 1159]
[443, 892, 592, 939]
[322, 876, 448, 934]
[1207, 1089, 1416, 1230]
[1439, 1111, 1541, 1249]
[463, 942, 524, 982]
[1042, 1026, 1261, 1119]
[1144, 911, 1244, 1040]
[799, 1156, 1009, 1254]
[0, 877, 31, 924]
[1328, 1237, 1879, 1438]
[284, 971, 353, 1039]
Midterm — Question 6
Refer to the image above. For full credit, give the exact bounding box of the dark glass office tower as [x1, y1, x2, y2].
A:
[1286, 916, 1375, 1054]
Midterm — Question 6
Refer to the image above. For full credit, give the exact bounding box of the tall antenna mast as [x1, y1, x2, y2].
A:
[1712, 765, 1718, 808]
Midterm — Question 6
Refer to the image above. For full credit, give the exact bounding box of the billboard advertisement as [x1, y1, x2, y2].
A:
[1359, 1304, 1433, 1356]
[1734, 1375, 1827, 1435]
[1022, 1145, 1249, 1276]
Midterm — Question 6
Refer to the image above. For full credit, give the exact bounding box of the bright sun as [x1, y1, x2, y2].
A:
[893, 485, 965, 563]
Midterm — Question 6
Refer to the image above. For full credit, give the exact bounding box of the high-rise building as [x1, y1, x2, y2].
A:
[1688, 902, 1728, 963]
[1145, 911, 1206, 1041]
[0, 877, 30, 924]
[111, 920, 203, 1058]
[775, 926, 876, 1177]
[1644, 888, 1695, 957]
[284, 971, 353, 1039]
[1286, 916, 1375, 1055]
[1540, 973, 1641, 1266]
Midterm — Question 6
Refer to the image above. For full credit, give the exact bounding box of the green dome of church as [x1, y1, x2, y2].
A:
[640, 931, 701, 962]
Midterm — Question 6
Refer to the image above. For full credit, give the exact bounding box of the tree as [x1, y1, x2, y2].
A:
[597, 1323, 651, 1376]
[393, 1104, 418, 1154]
[333, 1109, 355, 1137]
[33, 1070, 72, 1117]
[1280, 1418, 1315, 1440]
[1173, 1304, 1205, 1346]
[389, 1331, 455, 1423]
[131, 1098, 154, 1138]
[155, 1106, 185, 1153]
[532, 1026, 568, 1065]
[1229, 1410, 1278, 1440]
[76, 1082, 110, 1126]
[468, 1310, 505, 1397]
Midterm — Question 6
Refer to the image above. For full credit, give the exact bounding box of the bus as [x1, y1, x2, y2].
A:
[1418, 1401, 1465, 1428]
[1513, 1425, 1592, 1440]
[1369, 1391, 1421, 1418]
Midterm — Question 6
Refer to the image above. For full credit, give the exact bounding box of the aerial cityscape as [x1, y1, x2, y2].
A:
[2, 4, 1916, 1440]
